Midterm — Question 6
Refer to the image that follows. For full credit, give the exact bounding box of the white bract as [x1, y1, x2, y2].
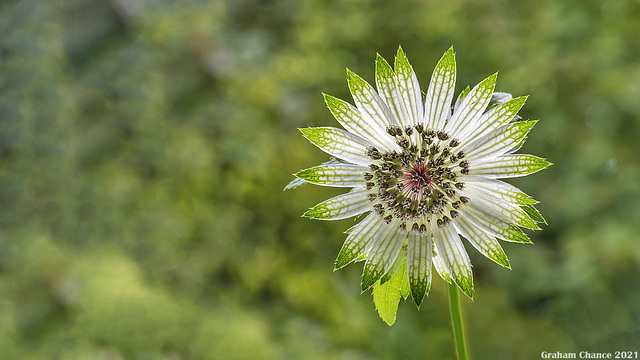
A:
[288, 47, 550, 324]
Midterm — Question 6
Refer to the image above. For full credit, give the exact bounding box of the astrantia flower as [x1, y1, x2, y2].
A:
[288, 46, 550, 323]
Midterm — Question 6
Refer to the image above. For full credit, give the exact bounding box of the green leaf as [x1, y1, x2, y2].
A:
[373, 258, 408, 326]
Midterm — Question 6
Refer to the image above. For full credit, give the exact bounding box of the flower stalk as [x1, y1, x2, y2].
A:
[448, 282, 468, 360]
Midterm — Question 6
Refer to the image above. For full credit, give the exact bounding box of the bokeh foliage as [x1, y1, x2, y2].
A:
[1, 0, 639, 358]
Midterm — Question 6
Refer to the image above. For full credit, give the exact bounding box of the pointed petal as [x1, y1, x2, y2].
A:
[446, 73, 497, 138]
[407, 232, 432, 308]
[457, 96, 528, 147]
[462, 175, 538, 205]
[347, 69, 398, 135]
[464, 121, 538, 161]
[433, 224, 474, 299]
[460, 185, 540, 230]
[295, 164, 368, 187]
[454, 86, 470, 110]
[468, 154, 552, 178]
[454, 216, 511, 268]
[432, 243, 452, 284]
[285, 158, 346, 190]
[323, 93, 399, 152]
[376, 54, 410, 131]
[394, 47, 423, 128]
[461, 206, 532, 243]
[521, 204, 547, 224]
[303, 189, 372, 220]
[361, 223, 406, 291]
[424, 47, 456, 131]
[299, 127, 372, 166]
[379, 247, 406, 285]
[335, 213, 382, 269]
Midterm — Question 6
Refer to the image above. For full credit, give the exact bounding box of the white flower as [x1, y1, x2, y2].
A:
[289, 46, 550, 315]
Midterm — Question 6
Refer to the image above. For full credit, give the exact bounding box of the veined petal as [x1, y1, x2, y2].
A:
[433, 224, 474, 299]
[521, 204, 547, 224]
[468, 154, 552, 178]
[446, 73, 497, 138]
[424, 47, 456, 131]
[347, 69, 398, 134]
[432, 242, 452, 284]
[323, 93, 400, 152]
[303, 189, 372, 220]
[464, 121, 538, 161]
[460, 186, 540, 230]
[299, 127, 372, 166]
[376, 54, 411, 131]
[457, 96, 528, 147]
[394, 47, 424, 128]
[462, 175, 538, 205]
[361, 221, 406, 291]
[335, 213, 383, 269]
[454, 86, 470, 110]
[454, 216, 511, 268]
[461, 206, 531, 243]
[407, 232, 432, 308]
[295, 164, 368, 187]
[285, 158, 346, 190]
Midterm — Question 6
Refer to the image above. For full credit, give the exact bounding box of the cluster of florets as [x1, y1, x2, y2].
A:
[363, 124, 471, 234]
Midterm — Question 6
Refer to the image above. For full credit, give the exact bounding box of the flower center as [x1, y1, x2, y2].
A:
[363, 124, 471, 234]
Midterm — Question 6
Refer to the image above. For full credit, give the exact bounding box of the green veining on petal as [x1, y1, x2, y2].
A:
[407, 232, 432, 308]
[335, 213, 382, 269]
[379, 247, 406, 285]
[394, 46, 422, 127]
[295, 164, 366, 187]
[299, 127, 371, 166]
[424, 47, 456, 130]
[521, 204, 547, 224]
[470, 154, 552, 178]
[447, 72, 498, 138]
[361, 226, 404, 292]
[303, 189, 371, 220]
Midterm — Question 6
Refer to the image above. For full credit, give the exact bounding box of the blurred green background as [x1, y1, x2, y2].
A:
[1, 0, 639, 359]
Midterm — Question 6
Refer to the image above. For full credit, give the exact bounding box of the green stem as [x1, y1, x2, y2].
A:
[447, 282, 468, 360]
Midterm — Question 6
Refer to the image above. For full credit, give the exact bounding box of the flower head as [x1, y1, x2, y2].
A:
[288, 46, 550, 324]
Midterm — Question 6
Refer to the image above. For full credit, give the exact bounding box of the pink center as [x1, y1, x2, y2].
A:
[400, 163, 436, 200]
